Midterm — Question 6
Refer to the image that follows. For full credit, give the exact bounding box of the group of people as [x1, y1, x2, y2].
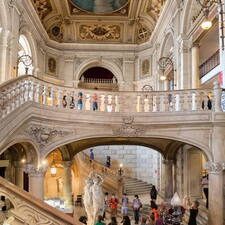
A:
[91, 184, 200, 225]
[62, 92, 98, 110]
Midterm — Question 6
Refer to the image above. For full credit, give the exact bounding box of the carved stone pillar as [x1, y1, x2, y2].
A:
[62, 161, 73, 211]
[25, 165, 47, 200]
[206, 162, 225, 225]
[0, 30, 10, 83]
[162, 160, 174, 200]
[191, 43, 200, 88]
[14, 161, 24, 189]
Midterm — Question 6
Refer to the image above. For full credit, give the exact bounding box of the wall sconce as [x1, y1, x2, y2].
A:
[158, 57, 174, 81]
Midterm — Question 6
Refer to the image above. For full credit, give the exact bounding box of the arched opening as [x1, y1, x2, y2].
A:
[42, 137, 209, 219]
[78, 66, 118, 91]
[0, 142, 38, 192]
[17, 35, 33, 76]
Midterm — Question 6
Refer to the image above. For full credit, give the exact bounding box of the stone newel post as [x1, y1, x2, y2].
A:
[62, 161, 73, 211]
[213, 81, 222, 112]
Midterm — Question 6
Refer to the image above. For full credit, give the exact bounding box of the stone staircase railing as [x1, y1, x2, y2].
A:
[76, 152, 122, 196]
[0, 75, 223, 119]
[0, 176, 79, 225]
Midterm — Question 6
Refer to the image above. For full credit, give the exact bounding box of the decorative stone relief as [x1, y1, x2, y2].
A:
[25, 125, 72, 148]
[113, 116, 145, 137]
[206, 162, 225, 174]
[79, 24, 121, 41]
[136, 22, 151, 43]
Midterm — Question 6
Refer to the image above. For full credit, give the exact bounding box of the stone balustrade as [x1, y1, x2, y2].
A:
[0, 75, 223, 119]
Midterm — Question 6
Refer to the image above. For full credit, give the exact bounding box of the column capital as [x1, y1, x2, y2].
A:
[13, 161, 25, 168]
[24, 164, 47, 177]
[62, 161, 72, 168]
[206, 161, 225, 174]
[192, 42, 200, 48]
[162, 159, 174, 165]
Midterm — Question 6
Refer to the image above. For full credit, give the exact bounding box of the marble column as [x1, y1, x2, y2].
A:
[162, 160, 174, 200]
[62, 161, 73, 211]
[14, 161, 24, 189]
[25, 165, 46, 200]
[206, 162, 225, 225]
[0, 30, 10, 83]
[191, 43, 200, 88]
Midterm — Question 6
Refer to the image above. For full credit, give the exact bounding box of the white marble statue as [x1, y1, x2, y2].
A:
[83, 172, 104, 225]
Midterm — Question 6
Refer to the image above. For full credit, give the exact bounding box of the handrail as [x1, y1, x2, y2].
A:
[199, 50, 220, 78]
[0, 176, 79, 224]
[0, 75, 222, 120]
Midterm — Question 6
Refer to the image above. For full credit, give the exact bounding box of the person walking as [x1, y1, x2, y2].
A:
[92, 93, 98, 111]
[121, 193, 129, 216]
[77, 92, 83, 110]
[108, 193, 118, 217]
[132, 195, 142, 224]
[150, 185, 158, 201]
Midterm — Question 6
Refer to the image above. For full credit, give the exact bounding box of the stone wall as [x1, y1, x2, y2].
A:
[84, 145, 160, 185]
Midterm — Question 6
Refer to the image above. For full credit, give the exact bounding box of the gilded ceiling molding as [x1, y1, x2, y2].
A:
[31, 0, 53, 20]
[79, 24, 121, 42]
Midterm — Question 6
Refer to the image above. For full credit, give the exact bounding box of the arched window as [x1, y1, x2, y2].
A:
[17, 35, 33, 76]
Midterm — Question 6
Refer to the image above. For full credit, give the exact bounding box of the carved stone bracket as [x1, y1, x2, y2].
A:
[113, 116, 145, 137]
[25, 125, 73, 148]
[205, 162, 225, 174]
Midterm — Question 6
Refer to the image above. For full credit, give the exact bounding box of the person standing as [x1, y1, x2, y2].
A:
[90, 149, 94, 167]
[70, 96, 75, 109]
[150, 185, 158, 201]
[201, 173, 209, 208]
[121, 193, 129, 216]
[92, 93, 98, 111]
[62, 95, 67, 108]
[77, 92, 83, 110]
[108, 193, 118, 217]
[106, 156, 111, 168]
[108, 217, 117, 225]
[132, 195, 142, 224]
[184, 197, 199, 225]
[95, 215, 105, 225]
[103, 192, 109, 220]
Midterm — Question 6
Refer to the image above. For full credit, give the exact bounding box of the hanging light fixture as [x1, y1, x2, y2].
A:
[50, 152, 57, 177]
[201, 9, 212, 30]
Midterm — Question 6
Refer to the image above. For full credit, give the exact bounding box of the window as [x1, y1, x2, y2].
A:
[18, 35, 33, 76]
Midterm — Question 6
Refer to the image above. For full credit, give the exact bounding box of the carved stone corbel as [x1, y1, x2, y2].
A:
[205, 161, 225, 174]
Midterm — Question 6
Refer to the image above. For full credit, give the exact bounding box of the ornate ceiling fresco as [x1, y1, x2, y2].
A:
[30, 0, 166, 44]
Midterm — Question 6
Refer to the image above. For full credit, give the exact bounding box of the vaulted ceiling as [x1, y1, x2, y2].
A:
[31, 0, 166, 44]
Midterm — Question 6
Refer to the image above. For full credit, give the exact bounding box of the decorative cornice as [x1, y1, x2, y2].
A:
[205, 162, 225, 174]
[113, 116, 145, 137]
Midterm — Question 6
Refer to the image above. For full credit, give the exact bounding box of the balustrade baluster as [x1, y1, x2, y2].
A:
[148, 94, 153, 112]
[175, 94, 180, 111]
[24, 80, 29, 102]
[35, 84, 40, 103]
[83, 94, 87, 110]
[104, 95, 108, 112]
[10, 85, 16, 111]
[139, 95, 145, 112]
[163, 94, 169, 112]
[29, 80, 34, 102]
[42, 86, 47, 105]
[50, 87, 54, 106]
[111, 95, 116, 112]
[179, 93, 185, 111]
[159, 95, 164, 112]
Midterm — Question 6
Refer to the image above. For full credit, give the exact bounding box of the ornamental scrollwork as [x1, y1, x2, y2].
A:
[25, 125, 72, 148]
[79, 24, 121, 41]
[113, 116, 145, 137]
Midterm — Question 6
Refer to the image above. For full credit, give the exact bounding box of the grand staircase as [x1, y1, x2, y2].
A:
[123, 176, 152, 195]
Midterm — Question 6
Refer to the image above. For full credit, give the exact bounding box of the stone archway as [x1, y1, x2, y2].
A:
[78, 66, 118, 91]
[74, 58, 123, 89]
